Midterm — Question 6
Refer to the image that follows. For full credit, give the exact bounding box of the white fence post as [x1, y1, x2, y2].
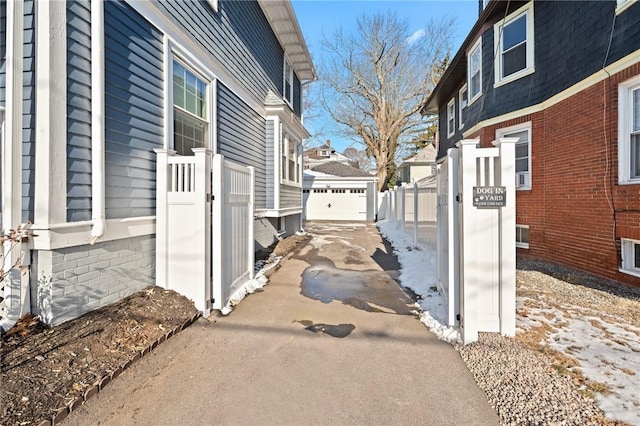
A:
[248, 166, 255, 280]
[413, 181, 418, 247]
[211, 154, 224, 310]
[154, 148, 174, 289]
[496, 137, 517, 337]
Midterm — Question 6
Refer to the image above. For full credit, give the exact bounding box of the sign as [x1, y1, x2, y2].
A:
[473, 186, 506, 207]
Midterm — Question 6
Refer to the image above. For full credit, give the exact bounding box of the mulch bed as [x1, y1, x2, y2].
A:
[0, 288, 199, 426]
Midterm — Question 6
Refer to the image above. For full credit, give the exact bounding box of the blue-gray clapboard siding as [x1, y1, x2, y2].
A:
[156, 0, 301, 118]
[0, 0, 6, 107]
[22, 0, 34, 223]
[104, 1, 163, 219]
[217, 82, 267, 209]
[67, 0, 92, 222]
[265, 119, 275, 209]
[280, 184, 301, 208]
[293, 73, 301, 116]
[439, 0, 640, 157]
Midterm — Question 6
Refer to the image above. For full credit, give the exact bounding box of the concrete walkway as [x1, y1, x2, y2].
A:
[65, 222, 499, 425]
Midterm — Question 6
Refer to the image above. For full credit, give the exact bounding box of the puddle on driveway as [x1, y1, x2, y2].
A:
[301, 262, 414, 315]
[295, 320, 355, 338]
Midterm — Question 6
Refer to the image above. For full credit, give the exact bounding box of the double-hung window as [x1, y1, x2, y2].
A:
[497, 123, 531, 189]
[281, 132, 301, 185]
[494, 2, 535, 86]
[284, 58, 293, 106]
[620, 238, 640, 277]
[447, 98, 455, 138]
[459, 84, 468, 130]
[619, 78, 640, 184]
[173, 61, 208, 156]
[468, 38, 482, 103]
[516, 225, 529, 249]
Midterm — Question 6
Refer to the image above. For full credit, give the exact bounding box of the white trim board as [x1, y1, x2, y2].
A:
[462, 49, 640, 138]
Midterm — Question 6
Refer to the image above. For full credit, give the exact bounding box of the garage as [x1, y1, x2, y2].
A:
[303, 161, 378, 222]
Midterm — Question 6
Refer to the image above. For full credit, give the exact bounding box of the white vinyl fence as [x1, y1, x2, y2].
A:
[378, 176, 437, 251]
[156, 149, 254, 315]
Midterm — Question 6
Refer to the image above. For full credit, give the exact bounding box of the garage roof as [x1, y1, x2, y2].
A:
[311, 162, 374, 178]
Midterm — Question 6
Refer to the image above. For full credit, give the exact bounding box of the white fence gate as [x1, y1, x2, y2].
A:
[156, 149, 255, 315]
[438, 139, 516, 344]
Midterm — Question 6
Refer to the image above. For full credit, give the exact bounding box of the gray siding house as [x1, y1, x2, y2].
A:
[0, 0, 314, 328]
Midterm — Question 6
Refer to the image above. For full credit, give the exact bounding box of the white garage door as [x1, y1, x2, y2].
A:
[304, 188, 367, 221]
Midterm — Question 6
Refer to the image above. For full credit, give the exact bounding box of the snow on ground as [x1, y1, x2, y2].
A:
[378, 219, 640, 425]
[376, 220, 460, 344]
[518, 297, 640, 425]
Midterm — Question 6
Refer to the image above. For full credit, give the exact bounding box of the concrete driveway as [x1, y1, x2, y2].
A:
[65, 222, 499, 425]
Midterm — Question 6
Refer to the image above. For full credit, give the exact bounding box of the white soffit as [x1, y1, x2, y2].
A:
[257, 0, 316, 81]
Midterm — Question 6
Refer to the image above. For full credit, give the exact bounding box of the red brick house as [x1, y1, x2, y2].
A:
[422, 0, 640, 287]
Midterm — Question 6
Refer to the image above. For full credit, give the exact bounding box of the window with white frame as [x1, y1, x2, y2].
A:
[447, 98, 455, 137]
[619, 77, 640, 184]
[468, 38, 482, 103]
[173, 60, 209, 156]
[620, 238, 640, 277]
[516, 225, 529, 249]
[497, 123, 531, 189]
[494, 2, 535, 86]
[459, 84, 468, 130]
[284, 57, 293, 105]
[281, 131, 301, 184]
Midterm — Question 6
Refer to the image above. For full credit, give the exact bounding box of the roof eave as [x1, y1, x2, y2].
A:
[258, 0, 317, 82]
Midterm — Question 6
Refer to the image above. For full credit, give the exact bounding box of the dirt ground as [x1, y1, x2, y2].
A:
[0, 234, 308, 426]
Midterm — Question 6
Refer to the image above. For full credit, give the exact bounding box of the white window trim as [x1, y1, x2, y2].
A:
[446, 98, 456, 138]
[169, 53, 216, 155]
[467, 37, 482, 105]
[459, 84, 468, 130]
[280, 131, 302, 187]
[618, 75, 640, 185]
[616, 0, 637, 15]
[494, 2, 535, 88]
[620, 238, 640, 278]
[516, 224, 529, 249]
[283, 56, 294, 107]
[496, 121, 532, 190]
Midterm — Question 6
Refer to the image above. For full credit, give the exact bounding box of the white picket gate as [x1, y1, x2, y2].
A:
[155, 149, 255, 315]
[437, 138, 517, 344]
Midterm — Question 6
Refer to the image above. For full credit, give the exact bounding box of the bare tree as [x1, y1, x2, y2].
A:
[319, 12, 453, 190]
[343, 147, 374, 171]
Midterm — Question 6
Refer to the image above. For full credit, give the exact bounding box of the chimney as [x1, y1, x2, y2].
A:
[326, 139, 330, 147]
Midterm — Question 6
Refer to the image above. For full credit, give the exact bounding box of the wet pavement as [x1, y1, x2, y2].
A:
[64, 222, 499, 426]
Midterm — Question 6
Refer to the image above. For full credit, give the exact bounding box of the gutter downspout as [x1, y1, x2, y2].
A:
[90, 0, 105, 242]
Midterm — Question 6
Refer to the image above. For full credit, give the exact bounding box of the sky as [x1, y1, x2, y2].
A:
[291, 0, 481, 153]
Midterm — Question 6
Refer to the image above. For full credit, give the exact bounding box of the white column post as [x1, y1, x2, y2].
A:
[494, 137, 517, 337]
[247, 166, 255, 280]
[154, 149, 174, 289]
[1, 0, 26, 331]
[34, 0, 67, 226]
[211, 154, 224, 310]
[459, 139, 480, 345]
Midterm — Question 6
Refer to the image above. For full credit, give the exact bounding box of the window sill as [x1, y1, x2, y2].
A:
[516, 243, 529, 249]
[468, 92, 482, 106]
[495, 67, 535, 89]
[616, 0, 637, 15]
[618, 178, 640, 185]
[619, 267, 640, 279]
[280, 180, 302, 188]
[516, 186, 532, 191]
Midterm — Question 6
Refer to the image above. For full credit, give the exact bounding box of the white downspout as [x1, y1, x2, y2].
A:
[91, 0, 105, 242]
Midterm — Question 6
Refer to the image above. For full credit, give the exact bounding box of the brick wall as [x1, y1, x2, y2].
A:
[33, 235, 156, 325]
[468, 63, 640, 288]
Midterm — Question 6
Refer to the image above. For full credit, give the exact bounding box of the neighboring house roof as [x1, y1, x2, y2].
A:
[310, 161, 373, 178]
[399, 145, 437, 167]
[257, 0, 316, 81]
[421, 1, 526, 115]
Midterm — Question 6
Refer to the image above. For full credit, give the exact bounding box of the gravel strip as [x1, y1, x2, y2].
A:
[454, 259, 640, 426]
